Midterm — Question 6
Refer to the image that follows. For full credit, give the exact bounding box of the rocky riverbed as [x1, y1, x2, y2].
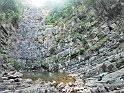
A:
[0, 64, 124, 93]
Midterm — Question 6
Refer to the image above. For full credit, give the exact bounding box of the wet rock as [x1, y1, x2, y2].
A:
[0, 84, 6, 91]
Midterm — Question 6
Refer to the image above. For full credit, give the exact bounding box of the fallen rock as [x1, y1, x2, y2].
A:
[8, 72, 23, 79]
[25, 79, 33, 84]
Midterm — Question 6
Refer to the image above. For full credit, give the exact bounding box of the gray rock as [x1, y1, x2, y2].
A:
[13, 72, 23, 78]
[25, 79, 33, 84]
[2, 77, 8, 80]
[2, 90, 12, 93]
[15, 90, 22, 93]
[0, 84, 6, 91]
[107, 64, 117, 72]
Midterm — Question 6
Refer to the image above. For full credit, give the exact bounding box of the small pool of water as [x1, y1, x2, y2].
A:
[23, 71, 76, 84]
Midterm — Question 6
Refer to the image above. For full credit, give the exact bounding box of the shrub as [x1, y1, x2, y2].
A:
[0, 0, 22, 24]
[49, 47, 56, 55]
[7, 58, 20, 70]
[84, 0, 123, 20]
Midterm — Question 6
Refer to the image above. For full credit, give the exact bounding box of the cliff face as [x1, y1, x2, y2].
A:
[35, 0, 124, 72]
[0, 22, 19, 57]
[0, 0, 22, 70]
[2, 0, 122, 72]
[0, 0, 124, 72]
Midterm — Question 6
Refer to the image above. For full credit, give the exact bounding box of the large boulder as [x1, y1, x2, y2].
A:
[8, 71, 23, 79]
[107, 64, 118, 72]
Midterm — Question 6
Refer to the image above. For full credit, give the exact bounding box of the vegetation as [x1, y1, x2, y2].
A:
[49, 47, 56, 55]
[45, 0, 84, 25]
[0, 0, 23, 66]
[7, 58, 20, 70]
[88, 36, 108, 51]
[0, 0, 23, 25]
[45, 0, 123, 26]
[40, 0, 114, 67]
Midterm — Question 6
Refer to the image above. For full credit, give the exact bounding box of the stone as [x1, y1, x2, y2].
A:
[89, 56, 96, 61]
[15, 90, 22, 93]
[77, 90, 84, 93]
[0, 84, 6, 91]
[2, 77, 8, 80]
[93, 37, 99, 42]
[74, 86, 80, 91]
[25, 79, 33, 84]
[64, 84, 71, 92]
[62, 88, 66, 92]
[7, 85, 15, 90]
[101, 24, 107, 28]
[8, 72, 23, 79]
[81, 89, 92, 93]
[9, 79, 15, 83]
[101, 63, 107, 72]
[2, 90, 12, 93]
[107, 64, 117, 72]
[13, 72, 23, 78]
[110, 23, 117, 29]
[8, 71, 16, 75]
[35, 78, 45, 84]
[3, 80, 11, 85]
[0, 71, 7, 77]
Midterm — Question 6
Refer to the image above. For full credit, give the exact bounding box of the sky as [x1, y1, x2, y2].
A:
[27, 0, 64, 7]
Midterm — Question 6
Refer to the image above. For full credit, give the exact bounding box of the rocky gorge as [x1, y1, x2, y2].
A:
[0, 0, 124, 93]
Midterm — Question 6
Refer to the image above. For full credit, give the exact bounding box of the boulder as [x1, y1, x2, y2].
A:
[13, 72, 23, 78]
[7, 85, 15, 90]
[8, 72, 23, 79]
[0, 84, 6, 91]
[25, 79, 33, 84]
[101, 63, 107, 72]
[107, 64, 117, 72]
[15, 90, 22, 93]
